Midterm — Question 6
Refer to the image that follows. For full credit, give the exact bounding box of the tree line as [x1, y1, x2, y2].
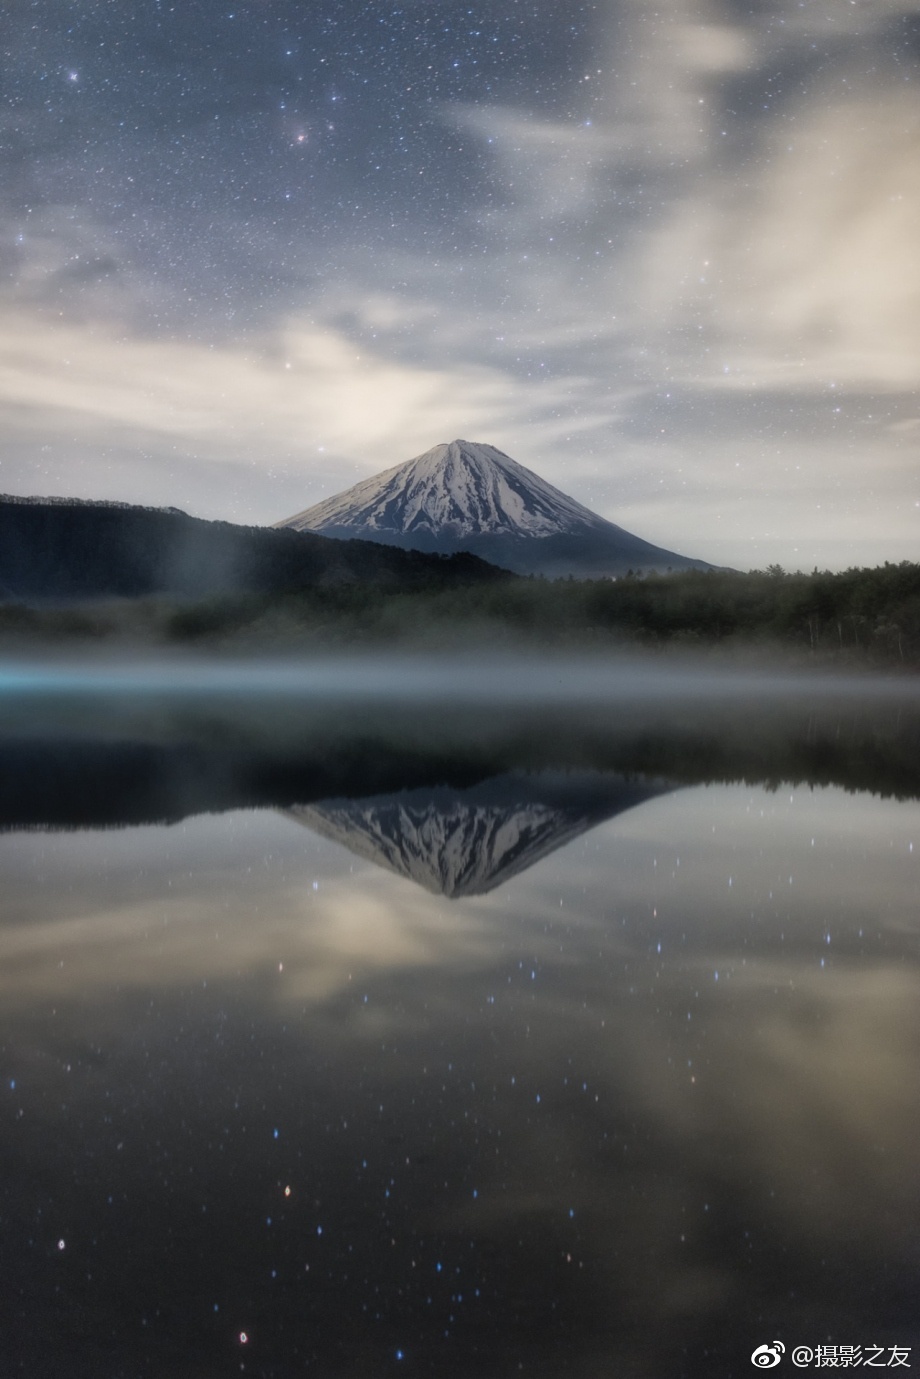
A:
[3, 557, 919, 666]
[164, 559, 920, 663]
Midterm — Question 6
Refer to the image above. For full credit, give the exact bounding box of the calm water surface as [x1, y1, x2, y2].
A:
[1, 661, 918, 1377]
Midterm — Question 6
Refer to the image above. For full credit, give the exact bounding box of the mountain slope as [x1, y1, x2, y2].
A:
[278, 439, 714, 577]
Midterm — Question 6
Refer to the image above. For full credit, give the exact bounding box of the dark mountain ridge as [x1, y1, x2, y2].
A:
[0, 493, 508, 602]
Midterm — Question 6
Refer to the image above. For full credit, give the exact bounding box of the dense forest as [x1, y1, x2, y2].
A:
[2, 558, 918, 666]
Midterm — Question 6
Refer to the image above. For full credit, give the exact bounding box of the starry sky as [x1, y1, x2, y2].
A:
[2, 0, 919, 570]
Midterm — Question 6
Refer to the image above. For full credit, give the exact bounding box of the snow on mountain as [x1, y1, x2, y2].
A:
[277, 439, 714, 577]
[280, 440, 605, 541]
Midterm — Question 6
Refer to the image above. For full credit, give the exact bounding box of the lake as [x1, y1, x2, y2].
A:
[1, 656, 918, 1377]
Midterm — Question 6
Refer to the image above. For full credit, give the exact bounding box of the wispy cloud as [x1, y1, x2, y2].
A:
[0, 306, 595, 521]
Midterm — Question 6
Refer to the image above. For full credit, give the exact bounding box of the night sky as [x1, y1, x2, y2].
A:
[2, 0, 919, 570]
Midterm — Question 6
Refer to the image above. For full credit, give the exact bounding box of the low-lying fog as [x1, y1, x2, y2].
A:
[1, 649, 917, 704]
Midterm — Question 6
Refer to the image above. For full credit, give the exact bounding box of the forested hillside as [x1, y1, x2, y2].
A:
[0, 496, 507, 601]
[3, 557, 917, 666]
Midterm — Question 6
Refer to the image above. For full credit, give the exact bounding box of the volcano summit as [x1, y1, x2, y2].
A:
[278, 440, 713, 577]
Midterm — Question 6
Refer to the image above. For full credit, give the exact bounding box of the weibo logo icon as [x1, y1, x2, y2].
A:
[751, 1342, 785, 1368]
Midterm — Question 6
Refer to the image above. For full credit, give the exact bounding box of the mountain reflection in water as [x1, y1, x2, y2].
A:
[0, 663, 918, 1378]
[2, 663, 918, 834]
[285, 774, 672, 898]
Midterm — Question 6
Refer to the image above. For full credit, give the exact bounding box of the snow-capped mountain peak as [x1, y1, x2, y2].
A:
[279, 439, 604, 541]
[276, 438, 715, 577]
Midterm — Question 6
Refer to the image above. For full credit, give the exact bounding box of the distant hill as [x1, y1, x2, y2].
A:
[0, 494, 509, 602]
[278, 439, 715, 577]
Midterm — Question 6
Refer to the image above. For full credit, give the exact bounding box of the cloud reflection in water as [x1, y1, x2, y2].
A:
[0, 765, 917, 1374]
